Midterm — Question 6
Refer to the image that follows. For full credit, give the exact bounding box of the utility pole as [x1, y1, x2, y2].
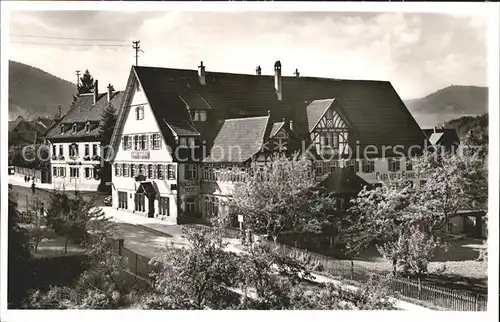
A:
[75, 70, 81, 94]
[132, 40, 141, 66]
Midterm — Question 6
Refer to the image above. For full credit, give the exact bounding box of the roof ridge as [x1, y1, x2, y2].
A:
[134, 65, 391, 83]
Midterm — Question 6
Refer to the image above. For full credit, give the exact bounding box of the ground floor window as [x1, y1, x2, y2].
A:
[204, 196, 219, 217]
[346, 160, 360, 173]
[70, 167, 79, 178]
[53, 167, 57, 177]
[185, 197, 195, 213]
[118, 191, 128, 209]
[361, 159, 375, 173]
[135, 193, 146, 212]
[159, 197, 169, 216]
[85, 167, 92, 179]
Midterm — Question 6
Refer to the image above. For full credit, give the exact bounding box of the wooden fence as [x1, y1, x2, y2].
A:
[179, 224, 487, 311]
[257, 238, 487, 311]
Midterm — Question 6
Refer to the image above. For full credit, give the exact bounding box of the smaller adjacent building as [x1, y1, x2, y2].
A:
[422, 126, 460, 152]
[45, 81, 123, 191]
[8, 116, 50, 146]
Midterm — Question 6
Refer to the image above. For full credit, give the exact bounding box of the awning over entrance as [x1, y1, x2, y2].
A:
[319, 167, 370, 196]
[136, 181, 158, 195]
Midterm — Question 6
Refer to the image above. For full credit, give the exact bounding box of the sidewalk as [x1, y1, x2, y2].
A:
[8, 174, 97, 192]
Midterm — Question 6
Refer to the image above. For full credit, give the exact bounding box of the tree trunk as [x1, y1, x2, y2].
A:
[392, 258, 397, 277]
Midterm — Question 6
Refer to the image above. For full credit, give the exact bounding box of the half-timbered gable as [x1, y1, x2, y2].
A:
[306, 99, 349, 156]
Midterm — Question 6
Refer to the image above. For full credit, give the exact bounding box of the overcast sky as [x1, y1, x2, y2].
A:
[8, 10, 487, 99]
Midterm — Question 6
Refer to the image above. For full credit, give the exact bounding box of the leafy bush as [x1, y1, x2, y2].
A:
[25, 286, 75, 309]
[378, 226, 440, 276]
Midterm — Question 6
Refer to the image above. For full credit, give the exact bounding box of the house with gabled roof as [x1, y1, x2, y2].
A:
[108, 60, 428, 223]
[45, 81, 123, 191]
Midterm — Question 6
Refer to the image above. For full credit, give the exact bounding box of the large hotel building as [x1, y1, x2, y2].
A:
[106, 61, 430, 223]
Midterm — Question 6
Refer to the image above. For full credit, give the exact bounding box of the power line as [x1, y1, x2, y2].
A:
[10, 41, 129, 47]
[10, 34, 129, 42]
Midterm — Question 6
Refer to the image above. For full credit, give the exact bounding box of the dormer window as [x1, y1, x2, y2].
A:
[60, 124, 64, 134]
[136, 106, 144, 120]
[72, 123, 77, 134]
[85, 122, 90, 133]
[193, 110, 207, 122]
[179, 137, 187, 147]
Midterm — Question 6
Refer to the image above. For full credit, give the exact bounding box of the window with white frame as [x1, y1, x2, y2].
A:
[406, 158, 413, 171]
[179, 137, 187, 147]
[193, 110, 207, 122]
[152, 133, 161, 150]
[131, 164, 137, 177]
[159, 197, 169, 216]
[157, 164, 165, 179]
[115, 163, 121, 177]
[388, 158, 401, 172]
[134, 135, 140, 150]
[148, 164, 154, 179]
[69, 143, 79, 157]
[139, 164, 145, 176]
[315, 161, 324, 176]
[59, 145, 63, 156]
[123, 164, 129, 177]
[85, 122, 90, 133]
[60, 124, 64, 134]
[52, 145, 57, 157]
[70, 167, 79, 178]
[85, 144, 90, 157]
[185, 164, 197, 180]
[167, 164, 176, 180]
[346, 159, 360, 173]
[53, 167, 58, 177]
[93, 144, 98, 156]
[188, 137, 195, 147]
[136, 106, 144, 120]
[141, 134, 148, 150]
[72, 124, 77, 134]
[186, 197, 195, 213]
[361, 159, 375, 173]
[85, 167, 91, 179]
[123, 136, 131, 150]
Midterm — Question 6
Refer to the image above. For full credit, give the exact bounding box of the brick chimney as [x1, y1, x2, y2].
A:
[256, 65, 262, 76]
[198, 61, 206, 85]
[274, 60, 282, 101]
[107, 83, 113, 102]
[93, 80, 99, 105]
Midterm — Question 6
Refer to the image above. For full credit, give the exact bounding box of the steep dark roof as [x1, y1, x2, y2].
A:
[46, 91, 123, 140]
[319, 167, 369, 195]
[166, 120, 201, 136]
[179, 92, 212, 110]
[204, 116, 269, 163]
[114, 65, 427, 160]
